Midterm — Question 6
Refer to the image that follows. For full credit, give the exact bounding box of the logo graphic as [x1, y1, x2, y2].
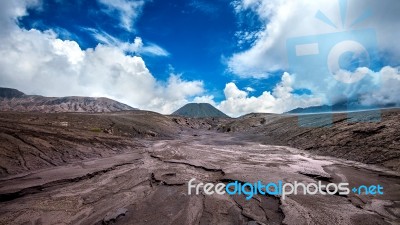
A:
[188, 178, 384, 200]
[286, 0, 381, 127]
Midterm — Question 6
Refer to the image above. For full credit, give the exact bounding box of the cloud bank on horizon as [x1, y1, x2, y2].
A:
[0, 0, 399, 117]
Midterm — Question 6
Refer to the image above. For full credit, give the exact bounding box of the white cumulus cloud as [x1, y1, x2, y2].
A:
[217, 72, 322, 117]
[360, 66, 400, 106]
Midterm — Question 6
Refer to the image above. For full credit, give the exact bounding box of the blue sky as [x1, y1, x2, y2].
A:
[1, 0, 399, 116]
[19, 0, 281, 102]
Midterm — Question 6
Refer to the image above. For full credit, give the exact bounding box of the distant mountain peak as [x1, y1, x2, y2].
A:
[172, 103, 229, 118]
[0, 87, 136, 113]
[286, 101, 393, 114]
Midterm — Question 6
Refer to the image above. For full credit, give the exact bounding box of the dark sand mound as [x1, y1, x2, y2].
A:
[0, 111, 173, 176]
[172, 103, 229, 118]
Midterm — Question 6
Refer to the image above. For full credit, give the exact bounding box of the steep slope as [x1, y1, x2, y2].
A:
[172, 103, 229, 118]
[0, 87, 136, 113]
[0, 110, 179, 176]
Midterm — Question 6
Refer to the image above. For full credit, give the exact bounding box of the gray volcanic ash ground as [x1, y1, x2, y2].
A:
[0, 109, 399, 225]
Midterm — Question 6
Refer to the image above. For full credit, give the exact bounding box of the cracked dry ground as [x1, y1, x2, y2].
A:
[0, 131, 399, 225]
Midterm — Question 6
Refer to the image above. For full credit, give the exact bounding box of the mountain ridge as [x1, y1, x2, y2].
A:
[0, 87, 136, 113]
[286, 101, 397, 114]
